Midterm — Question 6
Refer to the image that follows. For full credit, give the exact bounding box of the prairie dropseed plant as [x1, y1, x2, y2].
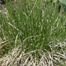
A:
[0, 0, 66, 66]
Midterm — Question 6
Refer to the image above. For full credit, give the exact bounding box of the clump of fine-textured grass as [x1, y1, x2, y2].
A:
[0, 0, 66, 66]
[0, 0, 66, 61]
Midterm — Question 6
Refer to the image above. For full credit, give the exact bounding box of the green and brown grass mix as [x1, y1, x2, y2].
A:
[0, 0, 66, 66]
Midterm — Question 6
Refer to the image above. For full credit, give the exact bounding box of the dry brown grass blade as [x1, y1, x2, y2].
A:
[0, 45, 66, 66]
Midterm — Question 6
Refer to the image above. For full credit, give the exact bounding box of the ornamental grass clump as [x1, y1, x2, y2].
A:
[0, 0, 66, 66]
